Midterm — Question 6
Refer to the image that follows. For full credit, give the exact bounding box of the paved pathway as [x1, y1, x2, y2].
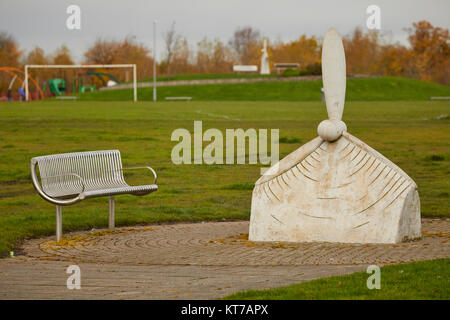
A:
[99, 75, 323, 91]
[100, 74, 374, 91]
[0, 218, 449, 299]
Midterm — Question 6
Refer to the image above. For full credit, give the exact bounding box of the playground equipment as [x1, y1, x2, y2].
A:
[77, 75, 95, 93]
[40, 71, 120, 97]
[87, 72, 119, 87]
[0, 67, 44, 100]
[47, 71, 106, 96]
[79, 84, 95, 93]
[48, 79, 66, 96]
[25, 64, 137, 102]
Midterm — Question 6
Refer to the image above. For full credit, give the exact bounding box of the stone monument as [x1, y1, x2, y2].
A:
[249, 28, 421, 244]
[260, 38, 270, 75]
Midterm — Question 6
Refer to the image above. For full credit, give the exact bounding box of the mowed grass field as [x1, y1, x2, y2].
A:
[0, 77, 449, 255]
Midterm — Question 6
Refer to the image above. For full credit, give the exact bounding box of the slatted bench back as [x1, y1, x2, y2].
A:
[33, 150, 127, 198]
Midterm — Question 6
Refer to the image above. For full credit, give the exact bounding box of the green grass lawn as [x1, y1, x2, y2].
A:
[224, 259, 450, 299]
[80, 77, 450, 101]
[0, 97, 449, 255]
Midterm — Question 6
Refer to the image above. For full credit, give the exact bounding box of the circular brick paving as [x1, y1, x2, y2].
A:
[23, 218, 450, 266]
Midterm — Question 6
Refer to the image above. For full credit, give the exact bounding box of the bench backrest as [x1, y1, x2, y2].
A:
[32, 150, 126, 198]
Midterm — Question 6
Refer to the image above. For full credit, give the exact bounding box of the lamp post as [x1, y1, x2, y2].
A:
[153, 20, 157, 102]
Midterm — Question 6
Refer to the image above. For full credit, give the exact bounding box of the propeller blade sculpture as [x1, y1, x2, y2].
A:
[249, 28, 421, 244]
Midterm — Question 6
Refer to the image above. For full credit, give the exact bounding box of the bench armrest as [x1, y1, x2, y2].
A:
[122, 166, 157, 184]
[30, 160, 86, 206]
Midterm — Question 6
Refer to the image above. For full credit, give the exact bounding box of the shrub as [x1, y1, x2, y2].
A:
[282, 69, 308, 77]
[306, 62, 322, 75]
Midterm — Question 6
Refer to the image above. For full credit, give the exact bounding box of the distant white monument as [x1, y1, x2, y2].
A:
[249, 28, 421, 244]
[260, 39, 270, 75]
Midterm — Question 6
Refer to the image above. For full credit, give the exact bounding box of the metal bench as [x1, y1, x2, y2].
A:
[30, 150, 158, 241]
[165, 96, 192, 101]
[55, 96, 78, 100]
[273, 62, 300, 74]
[233, 65, 258, 72]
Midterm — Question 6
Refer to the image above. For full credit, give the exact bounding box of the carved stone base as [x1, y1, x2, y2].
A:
[249, 132, 421, 244]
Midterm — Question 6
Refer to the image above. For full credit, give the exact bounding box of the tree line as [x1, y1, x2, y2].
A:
[0, 20, 448, 93]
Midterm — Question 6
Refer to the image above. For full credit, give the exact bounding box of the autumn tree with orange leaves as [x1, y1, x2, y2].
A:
[0, 32, 23, 91]
[84, 36, 155, 81]
[407, 20, 449, 84]
[343, 28, 380, 75]
[343, 21, 449, 85]
[270, 35, 321, 70]
[0, 20, 448, 88]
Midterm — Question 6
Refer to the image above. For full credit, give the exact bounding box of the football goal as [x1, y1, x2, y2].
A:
[24, 64, 137, 102]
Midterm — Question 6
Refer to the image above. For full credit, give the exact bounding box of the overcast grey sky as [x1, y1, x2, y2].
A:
[0, 0, 449, 63]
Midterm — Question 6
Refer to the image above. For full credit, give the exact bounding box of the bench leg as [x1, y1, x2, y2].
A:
[56, 205, 62, 242]
[108, 196, 115, 229]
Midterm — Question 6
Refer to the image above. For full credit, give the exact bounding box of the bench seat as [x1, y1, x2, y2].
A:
[31, 150, 158, 241]
[82, 184, 158, 199]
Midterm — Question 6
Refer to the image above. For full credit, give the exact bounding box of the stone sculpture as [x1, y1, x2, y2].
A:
[249, 28, 421, 244]
[260, 38, 270, 75]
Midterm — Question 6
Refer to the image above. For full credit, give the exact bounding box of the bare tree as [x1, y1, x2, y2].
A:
[0, 31, 14, 50]
[229, 26, 260, 64]
[84, 37, 119, 64]
[162, 22, 180, 76]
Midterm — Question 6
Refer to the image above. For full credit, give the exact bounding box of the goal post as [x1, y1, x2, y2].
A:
[24, 64, 137, 102]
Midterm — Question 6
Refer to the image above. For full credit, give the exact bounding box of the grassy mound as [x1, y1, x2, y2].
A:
[79, 77, 450, 101]
[137, 73, 278, 82]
